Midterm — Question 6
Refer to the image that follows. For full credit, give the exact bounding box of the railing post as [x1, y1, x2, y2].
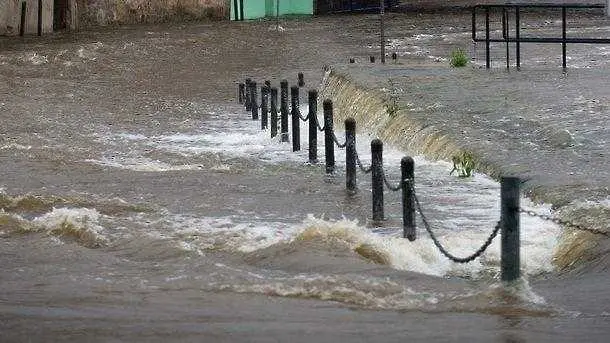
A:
[345, 118, 357, 193]
[323, 100, 335, 174]
[261, 86, 269, 130]
[471, 6, 476, 41]
[516, 6, 521, 70]
[485, 6, 490, 69]
[501, 176, 520, 282]
[504, 8, 510, 70]
[298, 72, 305, 87]
[270, 87, 279, 138]
[308, 90, 318, 164]
[238, 83, 245, 104]
[245, 78, 252, 111]
[371, 139, 384, 222]
[562, 6, 567, 71]
[251, 81, 258, 120]
[291, 86, 301, 152]
[280, 80, 289, 142]
[402, 156, 416, 241]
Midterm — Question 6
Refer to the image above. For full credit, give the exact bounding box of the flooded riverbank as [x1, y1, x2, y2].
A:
[1, 9, 609, 342]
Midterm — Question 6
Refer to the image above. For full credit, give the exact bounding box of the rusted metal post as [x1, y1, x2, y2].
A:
[251, 81, 258, 120]
[371, 139, 384, 222]
[291, 86, 300, 151]
[308, 89, 318, 164]
[261, 85, 269, 130]
[323, 100, 335, 174]
[238, 83, 245, 104]
[245, 78, 252, 111]
[270, 87, 279, 138]
[402, 156, 415, 241]
[501, 176, 520, 282]
[345, 118, 357, 193]
[280, 80, 289, 142]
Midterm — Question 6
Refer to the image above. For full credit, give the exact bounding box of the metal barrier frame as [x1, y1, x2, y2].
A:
[472, 3, 609, 70]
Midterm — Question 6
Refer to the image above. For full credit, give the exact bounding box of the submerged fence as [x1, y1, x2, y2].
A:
[236, 74, 607, 282]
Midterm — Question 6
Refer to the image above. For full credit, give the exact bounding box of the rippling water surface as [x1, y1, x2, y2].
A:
[1, 10, 609, 342]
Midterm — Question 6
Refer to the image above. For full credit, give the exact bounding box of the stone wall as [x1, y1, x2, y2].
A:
[77, 0, 228, 27]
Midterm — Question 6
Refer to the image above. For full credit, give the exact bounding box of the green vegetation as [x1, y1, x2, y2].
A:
[449, 48, 469, 68]
[450, 151, 476, 178]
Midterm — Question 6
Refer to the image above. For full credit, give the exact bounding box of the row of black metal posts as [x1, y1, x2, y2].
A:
[237, 76, 521, 283]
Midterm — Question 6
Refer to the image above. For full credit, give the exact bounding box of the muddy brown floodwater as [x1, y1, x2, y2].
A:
[1, 6, 609, 343]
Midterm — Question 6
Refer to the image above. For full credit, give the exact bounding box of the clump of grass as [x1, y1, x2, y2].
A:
[450, 151, 476, 178]
[449, 48, 469, 68]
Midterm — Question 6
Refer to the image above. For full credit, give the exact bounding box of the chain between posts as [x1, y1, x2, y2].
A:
[382, 169, 402, 192]
[519, 209, 609, 236]
[332, 132, 347, 148]
[296, 108, 309, 122]
[354, 150, 372, 174]
[410, 181, 501, 263]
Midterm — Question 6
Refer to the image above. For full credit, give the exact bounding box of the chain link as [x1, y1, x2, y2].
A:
[354, 150, 372, 174]
[519, 209, 609, 236]
[382, 169, 402, 192]
[411, 182, 501, 263]
[310, 115, 325, 132]
[332, 131, 347, 148]
[297, 108, 309, 122]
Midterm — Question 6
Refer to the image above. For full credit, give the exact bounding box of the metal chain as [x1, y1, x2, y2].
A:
[332, 131, 347, 148]
[411, 182, 501, 263]
[354, 150, 372, 174]
[309, 114, 325, 132]
[519, 209, 609, 236]
[297, 109, 309, 122]
[382, 168, 402, 192]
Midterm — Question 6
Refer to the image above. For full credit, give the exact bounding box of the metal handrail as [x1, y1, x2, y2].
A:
[471, 3, 609, 70]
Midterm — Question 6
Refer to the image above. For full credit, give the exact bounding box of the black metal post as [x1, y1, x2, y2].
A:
[402, 156, 415, 241]
[308, 89, 318, 164]
[20, 2, 26, 37]
[472, 6, 477, 41]
[504, 8, 510, 70]
[234, 0, 239, 20]
[345, 118, 357, 193]
[291, 86, 300, 152]
[501, 176, 520, 282]
[245, 78, 252, 111]
[380, 0, 386, 64]
[265, 80, 271, 89]
[370, 56, 375, 63]
[298, 73, 305, 87]
[239, 0, 244, 20]
[38, 0, 42, 36]
[371, 139, 384, 222]
[516, 6, 521, 70]
[562, 6, 567, 71]
[323, 100, 335, 174]
[238, 83, 245, 104]
[261, 86, 269, 130]
[251, 81, 258, 120]
[485, 7, 490, 69]
[270, 87, 279, 138]
[280, 80, 289, 142]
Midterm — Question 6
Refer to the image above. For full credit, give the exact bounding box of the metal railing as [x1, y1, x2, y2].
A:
[472, 3, 610, 70]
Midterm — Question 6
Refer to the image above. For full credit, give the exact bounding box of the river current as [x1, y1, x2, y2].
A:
[1, 10, 608, 342]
